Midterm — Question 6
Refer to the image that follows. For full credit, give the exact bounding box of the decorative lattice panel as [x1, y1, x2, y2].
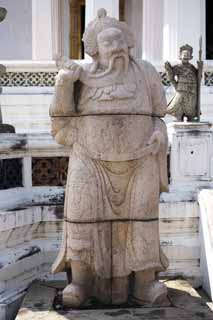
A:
[204, 72, 213, 86]
[0, 158, 23, 189]
[32, 157, 69, 186]
[160, 72, 171, 87]
[0, 72, 57, 87]
[1, 71, 212, 88]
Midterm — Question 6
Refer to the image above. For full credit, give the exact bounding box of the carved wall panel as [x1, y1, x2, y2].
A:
[0, 72, 57, 87]
[205, 72, 213, 86]
[32, 157, 69, 186]
[1, 71, 213, 87]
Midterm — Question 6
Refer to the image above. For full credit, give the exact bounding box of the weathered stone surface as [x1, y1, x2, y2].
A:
[50, 8, 169, 307]
[15, 280, 213, 320]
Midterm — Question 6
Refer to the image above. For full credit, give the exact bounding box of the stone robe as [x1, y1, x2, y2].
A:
[51, 57, 169, 279]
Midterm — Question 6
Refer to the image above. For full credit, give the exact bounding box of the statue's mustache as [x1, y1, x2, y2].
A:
[90, 52, 129, 79]
[109, 48, 128, 56]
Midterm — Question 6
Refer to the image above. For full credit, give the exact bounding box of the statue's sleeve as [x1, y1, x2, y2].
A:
[144, 61, 169, 192]
[49, 73, 77, 146]
[154, 118, 169, 192]
[147, 63, 167, 117]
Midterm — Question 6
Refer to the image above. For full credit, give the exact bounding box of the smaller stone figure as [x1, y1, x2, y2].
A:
[165, 43, 203, 121]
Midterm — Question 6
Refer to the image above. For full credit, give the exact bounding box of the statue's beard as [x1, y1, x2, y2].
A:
[90, 52, 129, 78]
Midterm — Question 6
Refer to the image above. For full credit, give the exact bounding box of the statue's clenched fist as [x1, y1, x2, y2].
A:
[55, 62, 82, 86]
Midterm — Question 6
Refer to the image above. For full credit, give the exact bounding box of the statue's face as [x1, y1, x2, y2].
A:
[180, 49, 192, 63]
[97, 27, 128, 66]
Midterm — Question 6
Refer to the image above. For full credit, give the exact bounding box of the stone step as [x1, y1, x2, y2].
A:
[15, 280, 213, 320]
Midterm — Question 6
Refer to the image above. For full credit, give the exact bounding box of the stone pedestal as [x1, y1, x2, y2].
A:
[15, 280, 213, 320]
[168, 122, 213, 192]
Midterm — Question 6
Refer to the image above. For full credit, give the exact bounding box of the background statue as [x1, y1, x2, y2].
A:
[50, 8, 169, 307]
[165, 42, 203, 121]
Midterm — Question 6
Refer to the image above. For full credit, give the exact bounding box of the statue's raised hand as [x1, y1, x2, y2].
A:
[55, 61, 82, 86]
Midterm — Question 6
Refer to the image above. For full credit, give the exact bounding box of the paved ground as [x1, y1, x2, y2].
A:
[15, 279, 213, 320]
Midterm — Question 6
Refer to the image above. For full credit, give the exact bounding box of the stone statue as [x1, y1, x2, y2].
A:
[50, 8, 169, 307]
[165, 43, 203, 121]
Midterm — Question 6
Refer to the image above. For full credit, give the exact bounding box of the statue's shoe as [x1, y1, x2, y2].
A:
[62, 283, 88, 307]
[133, 280, 168, 305]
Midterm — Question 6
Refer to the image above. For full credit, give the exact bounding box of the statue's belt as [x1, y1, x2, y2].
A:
[73, 140, 159, 161]
[51, 112, 164, 118]
[64, 218, 159, 224]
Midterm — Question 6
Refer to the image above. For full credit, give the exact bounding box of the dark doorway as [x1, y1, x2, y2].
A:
[206, 0, 213, 59]
[69, 0, 85, 59]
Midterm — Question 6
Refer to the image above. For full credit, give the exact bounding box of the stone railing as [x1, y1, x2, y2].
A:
[0, 133, 68, 315]
[0, 133, 69, 208]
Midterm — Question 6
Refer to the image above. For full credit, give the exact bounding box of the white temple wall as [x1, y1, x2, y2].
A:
[0, 0, 32, 60]
[163, 0, 203, 63]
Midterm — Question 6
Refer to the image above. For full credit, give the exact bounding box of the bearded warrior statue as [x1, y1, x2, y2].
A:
[50, 9, 169, 307]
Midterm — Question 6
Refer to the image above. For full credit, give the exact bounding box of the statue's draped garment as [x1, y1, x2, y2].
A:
[51, 58, 169, 279]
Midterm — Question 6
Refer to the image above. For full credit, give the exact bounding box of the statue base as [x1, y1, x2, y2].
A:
[14, 279, 212, 320]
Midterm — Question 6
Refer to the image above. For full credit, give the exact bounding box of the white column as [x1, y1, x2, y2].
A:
[163, 0, 178, 62]
[32, 0, 53, 60]
[22, 157, 32, 188]
[125, 0, 143, 59]
[51, 0, 65, 59]
[163, 0, 203, 63]
[142, 0, 164, 63]
[86, 0, 119, 26]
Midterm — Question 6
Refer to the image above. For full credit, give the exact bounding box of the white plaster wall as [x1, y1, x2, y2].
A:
[0, 0, 32, 60]
[143, 0, 164, 63]
[63, 0, 70, 58]
[1, 85, 213, 134]
[1, 89, 53, 134]
[125, 0, 143, 59]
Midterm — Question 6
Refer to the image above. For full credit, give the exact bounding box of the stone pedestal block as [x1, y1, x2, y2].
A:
[168, 122, 213, 192]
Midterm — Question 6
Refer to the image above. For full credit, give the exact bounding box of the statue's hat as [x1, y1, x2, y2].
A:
[83, 8, 134, 57]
